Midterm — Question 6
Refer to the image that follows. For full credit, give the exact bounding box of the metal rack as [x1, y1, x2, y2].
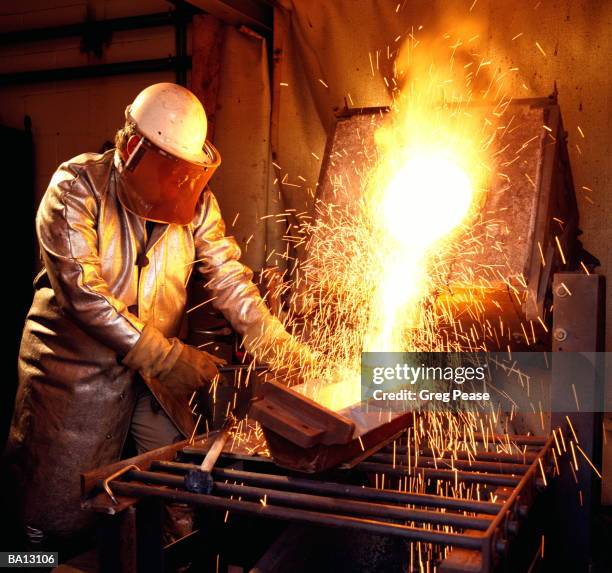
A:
[83, 431, 555, 572]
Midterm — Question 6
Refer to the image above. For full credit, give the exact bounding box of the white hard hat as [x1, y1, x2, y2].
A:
[125, 82, 208, 165]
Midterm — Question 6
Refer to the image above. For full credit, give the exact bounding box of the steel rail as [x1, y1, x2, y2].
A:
[152, 461, 504, 515]
[97, 479, 486, 550]
[129, 469, 493, 531]
[468, 433, 546, 446]
[381, 446, 538, 464]
[355, 462, 522, 486]
[478, 435, 555, 569]
[367, 453, 530, 474]
[180, 448, 524, 482]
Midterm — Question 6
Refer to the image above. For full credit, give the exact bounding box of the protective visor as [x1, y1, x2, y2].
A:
[117, 137, 221, 225]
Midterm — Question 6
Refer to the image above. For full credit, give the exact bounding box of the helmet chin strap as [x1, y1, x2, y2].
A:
[125, 134, 143, 160]
[125, 137, 147, 172]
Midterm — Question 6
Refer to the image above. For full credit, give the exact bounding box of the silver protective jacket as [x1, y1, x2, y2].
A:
[6, 149, 278, 537]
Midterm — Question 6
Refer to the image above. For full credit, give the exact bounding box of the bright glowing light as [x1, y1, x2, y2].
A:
[381, 151, 475, 248]
[295, 365, 362, 412]
[363, 143, 480, 353]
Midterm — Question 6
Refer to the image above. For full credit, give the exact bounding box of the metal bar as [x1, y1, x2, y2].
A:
[355, 462, 522, 486]
[380, 446, 538, 464]
[130, 470, 493, 531]
[0, 12, 177, 46]
[482, 436, 553, 536]
[382, 434, 545, 449]
[186, 446, 529, 476]
[0, 57, 192, 87]
[186, 442, 534, 469]
[183, 0, 272, 35]
[551, 273, 605, 571]
[438, 484, 512, 573]
[181, 448, 273, 461]
[151, 461, 504, 515]
[368, 453, 530, 475]
[103, 464, 141, 505]
[464, 433, 546, 446]
[214, 482, 492, 531]
[480, 435, 555, 570]
[97, 480, 485, 550]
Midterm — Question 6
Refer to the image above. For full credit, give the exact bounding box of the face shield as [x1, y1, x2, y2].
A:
[117, 136, 221, 225]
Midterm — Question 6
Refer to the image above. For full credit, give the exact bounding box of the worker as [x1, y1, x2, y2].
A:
[5, 83, 307, 548]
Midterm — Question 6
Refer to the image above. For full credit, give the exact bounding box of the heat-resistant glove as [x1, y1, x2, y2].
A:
[242, 315, 317, 377]
[122, 324, 226, 396]
[162, 343, 226, 396]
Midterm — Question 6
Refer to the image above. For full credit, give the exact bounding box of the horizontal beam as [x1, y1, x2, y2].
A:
[0, 12, 182, 46]
[152, 461, 504, 515]
[0, 56, 191, 86]
[97, 479, 487, 550]
[132, 469, 494, 530]
[183, 0, 272, 35]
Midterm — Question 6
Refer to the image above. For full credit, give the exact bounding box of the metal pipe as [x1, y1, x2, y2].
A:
[0, 12, 178, 46]
[185, 446, 528, 475]
[482, 436, 554, 541]
[151, 461, 503, 515]
[96, 479, 486, 550]
[355, 462, 522, 486]
[470, 433, 546, 446]
[181, 447, 521, 484]
[130, 469, 493, 531]
[368, 453, 529, 475]
[380, 447, 538, 464]
[479, 436, 553, 571]
[385, 433, 546, 448]
[181, 448, 273, 463]
[0, 57, 191, 87]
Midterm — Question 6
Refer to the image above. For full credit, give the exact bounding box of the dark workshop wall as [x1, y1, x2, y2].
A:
[1, 124, 34, 448]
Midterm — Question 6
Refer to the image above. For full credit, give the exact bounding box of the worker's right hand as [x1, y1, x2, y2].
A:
[159, 344, 226, 395]
[122, 324, 226, 395]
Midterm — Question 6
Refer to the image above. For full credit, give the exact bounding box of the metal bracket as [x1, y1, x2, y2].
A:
[103, 464, 140, 504]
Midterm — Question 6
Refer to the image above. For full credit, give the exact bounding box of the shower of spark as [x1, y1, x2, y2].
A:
[204, 18, 604, 568]
[232, 22, 600, 504]
[361, 90, 490, 353]
[265, 23, 500, 410]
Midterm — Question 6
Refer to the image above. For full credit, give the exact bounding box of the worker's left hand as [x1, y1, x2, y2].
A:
[160, 344, 227, 395]
[242, 315, 318, 377]
[271, 335, 317, 368]
[122, 324, 227, 393]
